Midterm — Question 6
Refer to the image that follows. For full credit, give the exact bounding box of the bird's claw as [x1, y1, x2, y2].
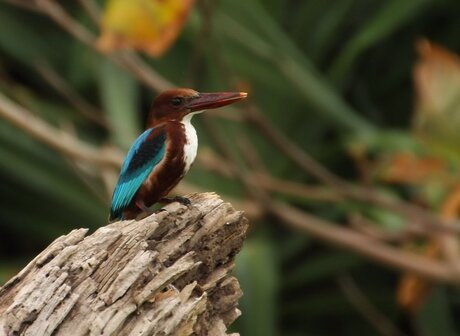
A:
[160, 196, 192, 207]
[175, 196, 192, 207]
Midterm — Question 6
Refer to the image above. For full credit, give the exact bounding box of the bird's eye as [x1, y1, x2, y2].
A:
[171, 97, 183, 107]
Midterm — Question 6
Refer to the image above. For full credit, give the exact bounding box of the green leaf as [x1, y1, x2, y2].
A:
[0, 122, 106, 226]
[235, 236, 278, 336]
[284, 252, 362, 288]
[99, 60, 140, 149]
[215, 1, 375, 134]
[416, 286, 456, 336]
[329, 0, 433, 84]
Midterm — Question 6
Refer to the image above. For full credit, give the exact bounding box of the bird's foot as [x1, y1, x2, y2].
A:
[136, 201, 154, 215]
[159, 196, 192, 207]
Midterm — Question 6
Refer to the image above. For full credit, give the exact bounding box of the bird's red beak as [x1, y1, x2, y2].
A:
[186, 92, 247, 112]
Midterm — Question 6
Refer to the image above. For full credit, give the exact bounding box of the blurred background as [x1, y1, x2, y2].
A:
[1, 0, 460, 335]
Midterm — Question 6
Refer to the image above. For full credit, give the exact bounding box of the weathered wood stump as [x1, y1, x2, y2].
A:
[0, 193, 248, 336]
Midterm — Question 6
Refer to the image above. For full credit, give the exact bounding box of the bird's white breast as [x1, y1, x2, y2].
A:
[181, 114, 198, 173]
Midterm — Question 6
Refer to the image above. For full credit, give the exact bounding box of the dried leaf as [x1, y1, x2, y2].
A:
[380, 152, 445, 184]
[97, 0, 195, 57]
[397, 184, 460, 314]
[396, 239, 440, 313]
[413, 39, 460, 145]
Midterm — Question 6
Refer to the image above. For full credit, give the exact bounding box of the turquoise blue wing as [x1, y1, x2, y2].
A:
[109, 126, 167, 220]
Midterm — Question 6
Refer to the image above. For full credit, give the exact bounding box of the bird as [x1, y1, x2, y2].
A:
[109, 88, 247, 221]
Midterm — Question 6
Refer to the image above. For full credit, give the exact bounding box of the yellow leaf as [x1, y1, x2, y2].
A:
[97, 0, 195, 57]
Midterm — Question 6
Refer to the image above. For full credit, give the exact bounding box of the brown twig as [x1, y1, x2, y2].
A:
[77, 0, 101, 23]
[350, 189, 460, 235]
[255, 173, 342, 202]
[348, 213, 422, 243]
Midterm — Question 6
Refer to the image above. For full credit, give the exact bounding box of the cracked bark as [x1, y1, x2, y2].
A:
[0, 193, 248, 336]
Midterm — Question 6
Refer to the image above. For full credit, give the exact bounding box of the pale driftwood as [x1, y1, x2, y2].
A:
[0, 193, 248, 336]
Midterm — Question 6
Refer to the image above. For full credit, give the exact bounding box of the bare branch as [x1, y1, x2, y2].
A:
[77, 0, 101, 23]
[272, 201, 460, 284]
[0, 91, 122, 168]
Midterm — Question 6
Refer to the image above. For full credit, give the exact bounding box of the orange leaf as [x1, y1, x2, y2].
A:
[396, 240, 440, 313]
[397, 184, 460, 313]
[97, 0, 195, 57]
[381, 152, 445, 184]
[441, 182, 460, 219]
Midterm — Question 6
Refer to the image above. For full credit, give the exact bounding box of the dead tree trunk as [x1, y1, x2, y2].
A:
[0, 193, 248, 336]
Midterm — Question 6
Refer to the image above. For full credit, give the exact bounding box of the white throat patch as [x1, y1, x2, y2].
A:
[181, 113, 199, 173]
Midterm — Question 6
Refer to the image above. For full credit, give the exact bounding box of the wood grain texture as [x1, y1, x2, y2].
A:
[0, 193, 248, 336]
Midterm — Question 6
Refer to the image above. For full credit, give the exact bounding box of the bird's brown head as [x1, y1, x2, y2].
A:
[147, 88, 247, 127]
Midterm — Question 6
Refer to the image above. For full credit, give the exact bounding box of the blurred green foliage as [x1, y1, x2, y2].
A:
[1, 0, 460, 335]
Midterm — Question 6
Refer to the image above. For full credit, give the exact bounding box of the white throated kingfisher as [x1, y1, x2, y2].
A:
[109, 88, 247, 221]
